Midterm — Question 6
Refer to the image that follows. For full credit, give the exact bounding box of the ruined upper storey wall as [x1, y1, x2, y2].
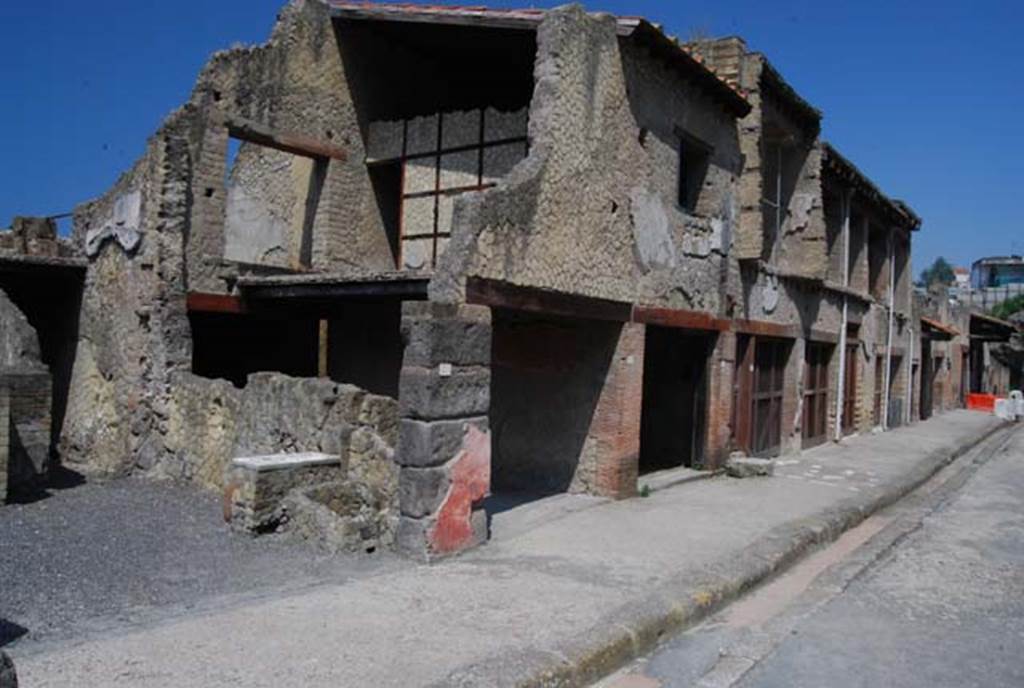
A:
[432, 6, 743, 313]
[62, 0, 393, 474]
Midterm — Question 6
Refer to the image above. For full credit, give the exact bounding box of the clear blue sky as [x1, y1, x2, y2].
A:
[3, 0, 1022, 276]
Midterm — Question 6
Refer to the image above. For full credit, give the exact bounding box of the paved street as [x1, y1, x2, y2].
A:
[5, 411, 1003, 688]
[602, 424, 1024, 688]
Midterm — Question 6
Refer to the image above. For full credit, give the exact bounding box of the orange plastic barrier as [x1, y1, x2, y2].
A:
[966, 393, 997, 413]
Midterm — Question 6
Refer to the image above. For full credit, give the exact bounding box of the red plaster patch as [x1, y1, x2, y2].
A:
[430, 424, 491, 554]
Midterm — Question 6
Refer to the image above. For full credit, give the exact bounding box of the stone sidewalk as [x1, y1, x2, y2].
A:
[10, 411, 1006, 688]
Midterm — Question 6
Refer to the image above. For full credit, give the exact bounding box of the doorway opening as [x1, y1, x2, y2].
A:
[489, 308, 621, 499]
[638, 327, 712, 474]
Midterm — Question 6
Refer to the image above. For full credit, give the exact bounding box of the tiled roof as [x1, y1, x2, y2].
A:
[328, 2, 751, 116]
[822, 142, 922, 231]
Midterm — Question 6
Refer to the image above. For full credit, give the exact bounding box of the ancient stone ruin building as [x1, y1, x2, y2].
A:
[2, 2, 1019, 558]
[0, 217, 83, 503]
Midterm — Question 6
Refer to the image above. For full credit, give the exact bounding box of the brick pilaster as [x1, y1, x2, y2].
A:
[573, 322, 645, 499]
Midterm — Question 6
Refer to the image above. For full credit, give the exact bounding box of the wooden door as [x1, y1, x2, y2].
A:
[751, 339, 787, 457]
[802, 343, 831, 448]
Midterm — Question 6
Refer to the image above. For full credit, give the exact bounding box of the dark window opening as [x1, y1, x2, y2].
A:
[802, 342, 833, 448]
[190, 312, 319, 388]
[848, 213, 866, 290]
[760, 138, 805, 262]
[639, 328, 712, 474]
[823, 190, 844, 281]
[326, 300, 404, 399]
[868, 224, 889, 301]
[678, 132, 712, 213]
[368, 162, 403, 265]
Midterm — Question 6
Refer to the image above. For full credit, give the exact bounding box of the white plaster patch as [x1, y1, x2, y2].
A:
[86, 190, 142, 257]
[629, 187, 676, 273]
[762, 275, 780, 314]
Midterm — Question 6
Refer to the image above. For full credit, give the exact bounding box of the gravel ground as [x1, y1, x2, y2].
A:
[0, 474, 402, 651]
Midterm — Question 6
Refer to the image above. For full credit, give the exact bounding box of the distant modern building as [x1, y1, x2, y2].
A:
[972, 256, 1024, 289]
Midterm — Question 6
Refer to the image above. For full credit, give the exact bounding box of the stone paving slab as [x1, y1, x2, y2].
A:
[7, 411, 1006, 688]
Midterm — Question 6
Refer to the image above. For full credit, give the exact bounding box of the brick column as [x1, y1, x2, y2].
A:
[574, 322, 645, 500]
[704, 331, 735, 470]
[395, 302, 492, 561]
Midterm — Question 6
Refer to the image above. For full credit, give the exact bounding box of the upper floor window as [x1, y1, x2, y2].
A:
[677, 130, 712, 213]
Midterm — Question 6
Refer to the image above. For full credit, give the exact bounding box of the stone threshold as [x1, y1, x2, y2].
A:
[639, 466, 720, 494]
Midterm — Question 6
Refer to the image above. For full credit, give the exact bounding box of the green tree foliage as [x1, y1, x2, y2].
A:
[991, 294, 1024, 321]
[918, 257, 956, 287]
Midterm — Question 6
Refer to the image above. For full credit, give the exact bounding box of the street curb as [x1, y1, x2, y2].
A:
[433, 419, 1010, 688]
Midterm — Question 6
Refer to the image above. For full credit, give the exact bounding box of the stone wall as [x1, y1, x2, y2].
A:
[63, 0, 394, 477]
[395, 303, 491, 561]
[432, 6, 741, 313]
[161, 371, 398, 497]
[0, 217, 78, 259]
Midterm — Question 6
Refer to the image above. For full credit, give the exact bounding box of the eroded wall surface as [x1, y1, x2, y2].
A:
[433, 6, 740, 313]
[163, 371, 398, 500]
[63, 0, 395, 477]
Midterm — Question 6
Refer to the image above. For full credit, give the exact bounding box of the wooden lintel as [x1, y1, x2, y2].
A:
[732, 319, 799, 340]
[242, 279, 428, 301]
[631, 306, 728, 332]
[214, 111, 347, 162]
[465, 277, 632, 323]
[187, 292, 247, 314]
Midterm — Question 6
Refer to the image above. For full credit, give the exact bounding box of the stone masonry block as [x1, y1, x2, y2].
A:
[225, 454, 345, 533]
[726, 455, 775, 478]
[396, 423, 490, 561]
[399, 465, 451, 519]
[397, 416, 489, 468]
[402, 316, 492, 368]
[399, 367, 490, 421]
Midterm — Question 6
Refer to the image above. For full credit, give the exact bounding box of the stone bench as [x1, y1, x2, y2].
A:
[224, 452, 344, 533]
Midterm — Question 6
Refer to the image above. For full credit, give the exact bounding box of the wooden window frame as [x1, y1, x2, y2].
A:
[381, 110, 529, 271]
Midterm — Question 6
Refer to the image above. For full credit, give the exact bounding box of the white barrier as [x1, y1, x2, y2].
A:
[1011, 390, 1023, 420]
